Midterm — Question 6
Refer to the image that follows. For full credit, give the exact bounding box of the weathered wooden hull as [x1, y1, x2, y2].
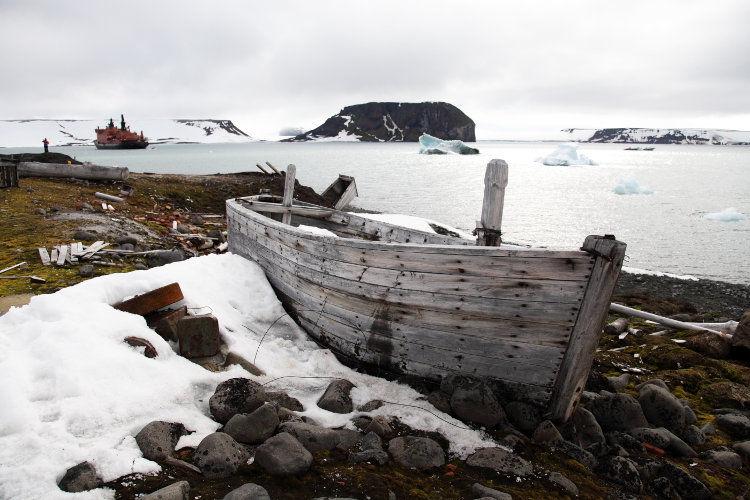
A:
[226, 197, 625, 421]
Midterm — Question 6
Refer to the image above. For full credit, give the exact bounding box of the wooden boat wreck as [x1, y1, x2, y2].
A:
[227, 160, 626, 421]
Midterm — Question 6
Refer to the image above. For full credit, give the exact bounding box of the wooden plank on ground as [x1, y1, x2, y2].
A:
[56, 245, 68, 265]
[113, 283, 184, 316]
[38, 248, 51, 266]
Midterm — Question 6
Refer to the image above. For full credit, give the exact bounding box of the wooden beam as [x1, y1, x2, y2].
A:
[476, 159, 508, 246]
[255, 163, 271, 175]
[265, 161, 282, 175]
[281, 164, 296, 225]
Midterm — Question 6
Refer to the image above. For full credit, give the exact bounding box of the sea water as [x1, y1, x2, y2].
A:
[8, 141, 750, 284]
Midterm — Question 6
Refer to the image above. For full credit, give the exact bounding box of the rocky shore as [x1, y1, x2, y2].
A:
[2, 156, 749, 499]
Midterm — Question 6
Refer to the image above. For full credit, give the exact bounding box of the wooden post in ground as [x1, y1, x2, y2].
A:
[476, 159, 508, 246]
[282, 164, 296, 225]
[266, 162, 282, 176]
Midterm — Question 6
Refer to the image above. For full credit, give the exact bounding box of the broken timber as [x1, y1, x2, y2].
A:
[18, 162, 129, 181]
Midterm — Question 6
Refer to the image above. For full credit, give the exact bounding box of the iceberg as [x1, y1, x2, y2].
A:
[535, 143, 597, 166]
[418, 133, 479, 155]
[614, 178, 653, 195]
[704, 207, 746, 222]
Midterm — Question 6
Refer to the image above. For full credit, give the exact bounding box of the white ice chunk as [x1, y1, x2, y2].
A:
[418, 134, 479, 155]
[614, 178, 653, 195]
[535, 143, 597, 166]
[704, 207, 746, 222]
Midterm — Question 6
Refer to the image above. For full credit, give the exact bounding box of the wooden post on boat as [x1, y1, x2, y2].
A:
[476, 159, 508, 246]
[548, 235, 627, 422]
[281, 164, 296, 225]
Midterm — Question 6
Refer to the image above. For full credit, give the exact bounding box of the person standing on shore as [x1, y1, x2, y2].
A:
[43, 138, 49, 153]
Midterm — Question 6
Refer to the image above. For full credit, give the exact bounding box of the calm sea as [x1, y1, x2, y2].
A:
[8, 141, 750, 284]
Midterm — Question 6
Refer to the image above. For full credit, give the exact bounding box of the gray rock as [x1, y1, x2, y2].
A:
[426, 391, 452, 414]
[657, 462, 712, 500]
[209, 378, 266, 424]
[176, 223, 191, 234]
[361, 431, 383, 451]
[701, 421, 717, 435]
[364, 415, 393, 438]
[135, 263, 148, 270]
[224, 403, 279, 444]
[141, 481, 190, 500]
[700, 447, 743, 469]
[587, 391, 649, 432]
[135, 421, 190, 461]
[449, 378, 506, 428]
[605, 431, 645, 453]
[116, 235, 138, 246]
[638, 383, 686, 433]
[733, 440, 750, 457]
[466, 447, 533, 476]
[471, 483, 512, 500]
[732, 309, 750, 350]
[194, 432, 248, 479]
[551, 440, 598, 469]
[208, 228, 226, 243]
[649, 476, 680, 499]
[628, 427, 671, 450]
[57, 461, 102, 493]
[334, 429, 363, 451]
[81, 202, 94, 211]
[679, 425, 706, 447]
[254, 432, 313, 475]
[34, 208, 46, 215]
[348, 449, 390, 465]
[357, 399, 384, 412]
[74, 230, 98, 241]
[635, 378, 670, 391]
[504, 401, 542, 435]
[191, 215, 205, 226]
[317, 379, 355, 414]
[117, 243, 135, 251]
[570, 406, 606, 452]
[548, 471, 579, 497]
[714, 413, 750, 439]
[597, 456, 643, 493]
[607, 373, 631, 390]
[78, 264, 95, 277]
[681, 400, 698, 425]
[147, 249, 186, 268]
[222, 483, 271, 500]
[388, 436, 446, 468]
[279, 422, 341, 452]
[532, 420, 564, 444]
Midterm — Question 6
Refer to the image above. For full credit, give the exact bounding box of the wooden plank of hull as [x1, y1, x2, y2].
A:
[228, 204, 594, 281]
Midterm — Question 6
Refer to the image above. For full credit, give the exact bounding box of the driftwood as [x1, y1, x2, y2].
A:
[609, 302, 736, 338]
[18, 162, 129, 181]
[95, 192, 125, 203]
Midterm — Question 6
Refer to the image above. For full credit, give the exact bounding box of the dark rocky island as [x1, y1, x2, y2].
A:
[287, 101, 476, 142]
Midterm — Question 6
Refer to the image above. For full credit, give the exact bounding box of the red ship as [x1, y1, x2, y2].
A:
[94, 114, 149, 149]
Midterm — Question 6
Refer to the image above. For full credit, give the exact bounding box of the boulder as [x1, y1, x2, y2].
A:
[699, 381, 750, 409]
[684, 331, 731, 359]
[254, 432, 313, 476]
[550, 440, 598, 469]
[141, 481, 190, 500]
[570, 407, 606, 452]
[278, 422, 341, 452]
[466, 447, 533, 476]
[221, 483, 271, 500]
[348, 449, 390, 465]
[656, 463, 712, 500]
[426, 391, 452, 414]
[700, 447, 743, 469]
[504, 401, 542, 435]
[679, 424, 706, 447]
[731, 309, 750, 350]
[638, 383, 686, 433]
[224, 403, 279, 444]
[714, 412, 750, 439]
[194, 432, 248, 479]
[78, 264, 95, 277]
[147, 249, 186, 268]
[548, 471, 579, 497]
[587, 391, 649, 432]
[57, 461, 102, 493]
[357, 399, 385, 412]
[317, 379, 355, 414]
[471, 483, 512, 500]
[135, 421, 190, 461]
[449, 378, 506, 428]
[388, 436, 446, 468]
[209, 378, 266, 424]
[532, 420, 564, 444]
[597, 456, 642, 493]
[363, 415, 394, 439]
[733, 440, 750, 458]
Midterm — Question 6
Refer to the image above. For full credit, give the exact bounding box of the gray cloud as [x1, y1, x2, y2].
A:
[1, 0, 748, 139]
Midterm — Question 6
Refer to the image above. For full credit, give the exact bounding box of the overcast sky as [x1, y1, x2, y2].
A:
[1, 0, 748, 140]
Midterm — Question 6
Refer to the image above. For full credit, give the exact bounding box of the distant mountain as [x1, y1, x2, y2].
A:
[287, 102, 476, 142]
[562, 128, 750, 145]
[0, 118, 252, 147]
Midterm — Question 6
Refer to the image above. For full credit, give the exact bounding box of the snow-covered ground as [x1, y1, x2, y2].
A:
[562, 127, 750, 145]
[0, 251, 495, 500]
[0, 119, 253, 148]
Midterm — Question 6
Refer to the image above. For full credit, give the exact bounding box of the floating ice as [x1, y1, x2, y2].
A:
[418, 134, 479, 155]
[535, 143, 597, 166]
[614, 178, 653, 195]
[704, 207, 746, 222]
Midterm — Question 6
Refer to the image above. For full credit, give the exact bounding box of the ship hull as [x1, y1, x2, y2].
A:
[94, 141, 149, 150]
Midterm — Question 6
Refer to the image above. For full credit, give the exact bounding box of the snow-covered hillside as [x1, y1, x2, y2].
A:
[0, 119, 253, 147]
[562, 128, 750, 145]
